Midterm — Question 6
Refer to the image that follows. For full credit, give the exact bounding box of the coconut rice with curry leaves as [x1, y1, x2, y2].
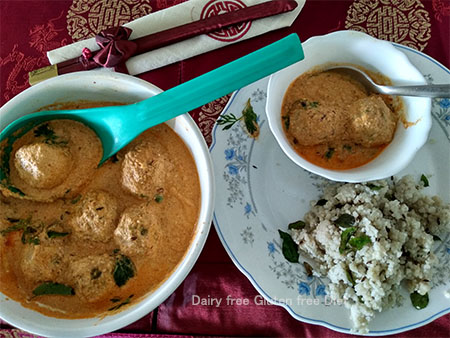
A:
[281, 175, 450, 333]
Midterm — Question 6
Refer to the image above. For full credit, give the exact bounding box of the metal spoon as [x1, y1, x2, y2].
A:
[0, 34, 304, 165]
[326, 65, 450, 98]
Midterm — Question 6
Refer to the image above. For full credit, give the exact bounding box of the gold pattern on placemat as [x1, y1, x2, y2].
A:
[67, 0, 153, 41]
[1, 12, 68, 103]
[345, 0, 431, 51]
[0, 329, 40, 337]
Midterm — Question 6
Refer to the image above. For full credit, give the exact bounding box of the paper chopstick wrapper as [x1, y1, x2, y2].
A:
[47, 0, 305, 76]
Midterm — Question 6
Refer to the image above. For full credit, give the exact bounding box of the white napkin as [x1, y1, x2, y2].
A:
[47, 0, 305, 76]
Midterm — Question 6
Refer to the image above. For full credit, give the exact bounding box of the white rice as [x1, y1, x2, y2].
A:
[290, 175, 450, 333]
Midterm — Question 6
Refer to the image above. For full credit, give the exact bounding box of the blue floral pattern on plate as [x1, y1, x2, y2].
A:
[210, 46, 450, 335]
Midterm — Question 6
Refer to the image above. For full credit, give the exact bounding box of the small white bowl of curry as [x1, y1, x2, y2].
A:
[0, 72, 214, 337]
[266, 30, 432, 182]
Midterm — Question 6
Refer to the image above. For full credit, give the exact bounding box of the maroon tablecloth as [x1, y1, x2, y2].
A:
[1, 0, 449, 337]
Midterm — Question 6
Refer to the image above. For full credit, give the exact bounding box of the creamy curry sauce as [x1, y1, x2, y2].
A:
[282, 67, 401, 170]
[0, 102, 201, 318]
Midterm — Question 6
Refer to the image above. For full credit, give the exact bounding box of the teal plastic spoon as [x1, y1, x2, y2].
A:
[0, 34, 303, 165]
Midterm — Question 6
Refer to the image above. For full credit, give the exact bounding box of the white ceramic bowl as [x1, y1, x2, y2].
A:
[266, 30, 432, 182]
[0, 71, 215, 337]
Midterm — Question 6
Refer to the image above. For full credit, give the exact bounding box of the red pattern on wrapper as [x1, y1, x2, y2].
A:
[200, 0, 251, 42]
[0, 9, 68, 102]
[45, 1, 298, 78]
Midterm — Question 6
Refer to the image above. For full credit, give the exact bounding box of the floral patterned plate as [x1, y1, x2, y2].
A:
[210, 45, 450, 335]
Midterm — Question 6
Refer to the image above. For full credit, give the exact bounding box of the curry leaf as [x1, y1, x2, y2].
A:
[217, 100, 259, 137]
[385, 193, 395, 201]
[108, 294, 134, 311]
[21, 225, 41, 245]
[288, 220, 306, 230]
[346, 267, 356, 286]
[5, 184, 25, 196]
[420, 174, 429, 187]
[33, 123, 68, 146]
[242, 99, 259, 137]
[315, 199, 327, 206]
[113, 254, 136, 287]
[339, 227, 357, 254]
[335, 214, 356, 228]
[290, 99, 319, 110]
[90, 268, 102, 280]
[0, 223, 25, 236]
[410, 291, 429, 310]
[34, 123, 55, 139]
[367, 183, 382, 191]
[32, 282, 74, 296]
[432, 234, 441, 241]
[70, 195, 82, 204]
[47, 230, 70, 239]
[349, 235, 371, 250]
[282, 115, 290, 130]
[324, 147, 335, 159]
[0, 217, 39, 246]
[278, 230, 299, 263]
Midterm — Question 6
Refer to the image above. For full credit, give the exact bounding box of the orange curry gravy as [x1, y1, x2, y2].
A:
[0, 102, 201, 318]
[281, 67, 402, 170]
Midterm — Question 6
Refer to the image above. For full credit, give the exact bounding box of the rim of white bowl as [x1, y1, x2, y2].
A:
[0, 71, 215, 337]
[266, 30, 432, 182]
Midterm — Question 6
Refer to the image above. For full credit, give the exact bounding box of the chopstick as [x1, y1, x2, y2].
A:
[30, 0, 298, 83]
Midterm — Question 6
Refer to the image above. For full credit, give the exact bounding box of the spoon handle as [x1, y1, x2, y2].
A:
[379, 84, 450, 98]
[132, 34, 304, 134]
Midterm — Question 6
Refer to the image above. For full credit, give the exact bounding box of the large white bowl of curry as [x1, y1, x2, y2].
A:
[0, 71, 214, 337]
[266, 30, 432, 182]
